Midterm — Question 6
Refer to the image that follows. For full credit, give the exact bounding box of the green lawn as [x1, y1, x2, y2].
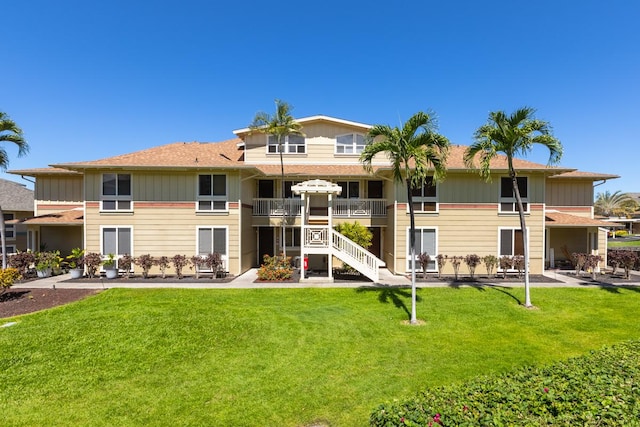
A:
[608, 239, 640, 247]
[1, 286, 640, 426]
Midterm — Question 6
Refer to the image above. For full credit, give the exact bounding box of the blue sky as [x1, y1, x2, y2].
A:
[3, 0, 638, 195]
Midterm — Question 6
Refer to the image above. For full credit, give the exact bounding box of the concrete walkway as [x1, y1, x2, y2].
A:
[12, 268, 640, 290]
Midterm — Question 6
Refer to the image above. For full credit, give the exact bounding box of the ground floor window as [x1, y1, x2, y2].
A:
[102, 227, 132, 268]
[499, 228, 526, 256]
[197, 226, 228, 270]
[407, 227, 437, 272]
[285, 227, 301, 248]
[4, 213, 14, 239]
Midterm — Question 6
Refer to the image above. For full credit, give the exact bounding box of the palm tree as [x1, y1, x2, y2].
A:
[360, 112, 450, 324]
[0, 112, 29, 268]
[464, 107, 562, 308]
[249, 100, 303, 259]
[595, 191, 638, 217]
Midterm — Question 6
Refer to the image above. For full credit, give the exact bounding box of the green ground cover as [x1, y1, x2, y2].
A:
[1, 286, 639, 426]
[608, 239, 640, 247]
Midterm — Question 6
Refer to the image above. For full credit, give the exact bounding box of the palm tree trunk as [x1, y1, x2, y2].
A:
[511, 172, 532, 307]
[279, 136, 287, 259]
[0, 205, 5, 269]
[406, 179, 418, 324]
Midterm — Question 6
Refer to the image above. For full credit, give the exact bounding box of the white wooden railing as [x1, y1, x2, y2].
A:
[253, 198, 303, 217]
[333, 199, 386, 217]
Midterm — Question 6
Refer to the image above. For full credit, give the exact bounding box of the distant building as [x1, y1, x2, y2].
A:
[0, 178, 34, 253]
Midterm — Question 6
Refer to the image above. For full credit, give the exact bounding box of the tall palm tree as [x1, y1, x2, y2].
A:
[360, 112, 450, 324]
[464, 107, 562, 308]
[249, 100, 303, 259]
[595, 191, 638, 217]
[0, 112, 29, 268]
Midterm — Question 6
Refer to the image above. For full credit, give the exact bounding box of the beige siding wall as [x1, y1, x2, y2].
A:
[391, 205, 546, 274]
[85, 205, 242, 275]
[546, 179, 593, 207]
[41, 226, 83, 256]
[84, 170, 241, 201]
[35, 175, 83, 204]
[243, 122, 388, 165]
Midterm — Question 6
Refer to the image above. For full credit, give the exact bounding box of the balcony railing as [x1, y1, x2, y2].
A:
[333, 199, 386, 217]
[253, 198, 303, 217]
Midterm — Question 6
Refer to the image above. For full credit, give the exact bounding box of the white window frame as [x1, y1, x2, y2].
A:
[196, 225, 229, 271]
[101, 173, 133, 212]
[406, 227, 438, 272]
[336, 181, 360, 199]
[3, 213, 15, 240]
[497, 227, 529, 271]
[100, 225, 134, 268]
[267, 134, 306, 154]
[335, 133, 366, 155]
[408, 177, 438, 213]
[1, 245, 16, 255]
[197, 174, 228, 212]
[499, 176, 529, 214]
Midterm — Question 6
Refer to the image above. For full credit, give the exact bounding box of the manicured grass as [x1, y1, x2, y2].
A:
[608, 239, 640, 247]
[1, 286, 640, 426]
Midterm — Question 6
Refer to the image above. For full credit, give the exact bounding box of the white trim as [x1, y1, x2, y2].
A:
[406, 177, 439, 214]
[99, 225, 134, 268]
[498, 175, 530, 214]
[334, 132, 366, 155]
[265, 134, 306, 154]
[195, 225, 229, 270]
[497, 226, 529, 258]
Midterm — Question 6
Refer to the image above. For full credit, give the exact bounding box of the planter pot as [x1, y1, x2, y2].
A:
[105, 268, 118, 279]
[36, 268, 52, 278]
[70, 268, 84, 279]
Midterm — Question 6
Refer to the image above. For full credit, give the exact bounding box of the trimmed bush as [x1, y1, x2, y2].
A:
[257, 254, 293, 281]
[370, 340, 640, 426]
[0, 268, 21, 294]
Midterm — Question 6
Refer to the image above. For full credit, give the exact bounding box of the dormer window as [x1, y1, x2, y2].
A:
[336, 133, 365, 154]
[267, 135, 305, 154]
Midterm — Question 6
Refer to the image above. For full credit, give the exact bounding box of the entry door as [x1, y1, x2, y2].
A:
[258, 180, 275, 198]
[369, 227, 382, 259]
[257, 227, 275, 266]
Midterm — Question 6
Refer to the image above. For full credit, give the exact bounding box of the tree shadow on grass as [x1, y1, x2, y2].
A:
[356, 285, 422, 320]
[579, 282, 640, 294]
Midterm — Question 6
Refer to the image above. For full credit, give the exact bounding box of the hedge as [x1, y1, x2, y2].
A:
[371, 340, 640, 426]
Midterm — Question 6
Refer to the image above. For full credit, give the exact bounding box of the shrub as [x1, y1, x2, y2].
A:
[371, 340, 640, 426]
[156, 256, 170, 279]
[66, 248, 85, 269]
[450, 256, 462, 281]
[257, 254, 293, 281]
[203, 252, 223, 278]
[464, 254, 481, 279]
[0, 268, 21, 295]
[119, 254, 133, 278]
[512, 255, 525, 278]
[436, 254, 448, 279]
[8, 251, 35, 277]
[418, 253, 431, 279]
[172, 254, 188, 279]
[135, 254, 155, 278]
[572, 252, 587, 276]
[83, 252, 102, 278]
[585, 254, 603, 280]
[483, 255, 498, 277]
[499, 256, 513, 278]
[614, 229, 629, 237]
[190, 255, 205, 279]
[618, 250, 639, 279]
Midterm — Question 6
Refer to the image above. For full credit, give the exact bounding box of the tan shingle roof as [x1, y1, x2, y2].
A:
[12, 209, 83, 225]
[53, 139, 246, 170]
[545, 211, 617, 227]
[445, 146, 570, 172]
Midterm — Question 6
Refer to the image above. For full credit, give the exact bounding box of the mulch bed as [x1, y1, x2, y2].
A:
[61, 274, 235, 284]
[1, 288, 101, 319]
[561, 271, 640, 285]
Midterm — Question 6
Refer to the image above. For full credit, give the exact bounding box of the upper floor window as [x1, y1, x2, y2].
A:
[335, 133, 366, 154]
[337, 181, 359, 199]
[102, 173, 132, 211]
[267, 134, 305, 154]
[500, 176, 528, 213]
[3, 213, 14, 239]
[411, 177, 437, 212]
[198, 174, 227, 211]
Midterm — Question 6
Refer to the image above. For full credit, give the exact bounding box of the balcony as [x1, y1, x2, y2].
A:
[253, 198, 386, 218]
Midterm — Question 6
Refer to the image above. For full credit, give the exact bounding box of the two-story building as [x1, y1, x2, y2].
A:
[10, 115, 616, 279]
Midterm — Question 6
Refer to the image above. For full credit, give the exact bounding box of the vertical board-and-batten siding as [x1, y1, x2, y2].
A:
[35, 175, 83, 204]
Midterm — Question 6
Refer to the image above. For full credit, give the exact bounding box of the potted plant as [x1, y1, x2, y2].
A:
[35, 251, 55, 278]
[66, 248, 85, 279]
[103, 253, 118, 279]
